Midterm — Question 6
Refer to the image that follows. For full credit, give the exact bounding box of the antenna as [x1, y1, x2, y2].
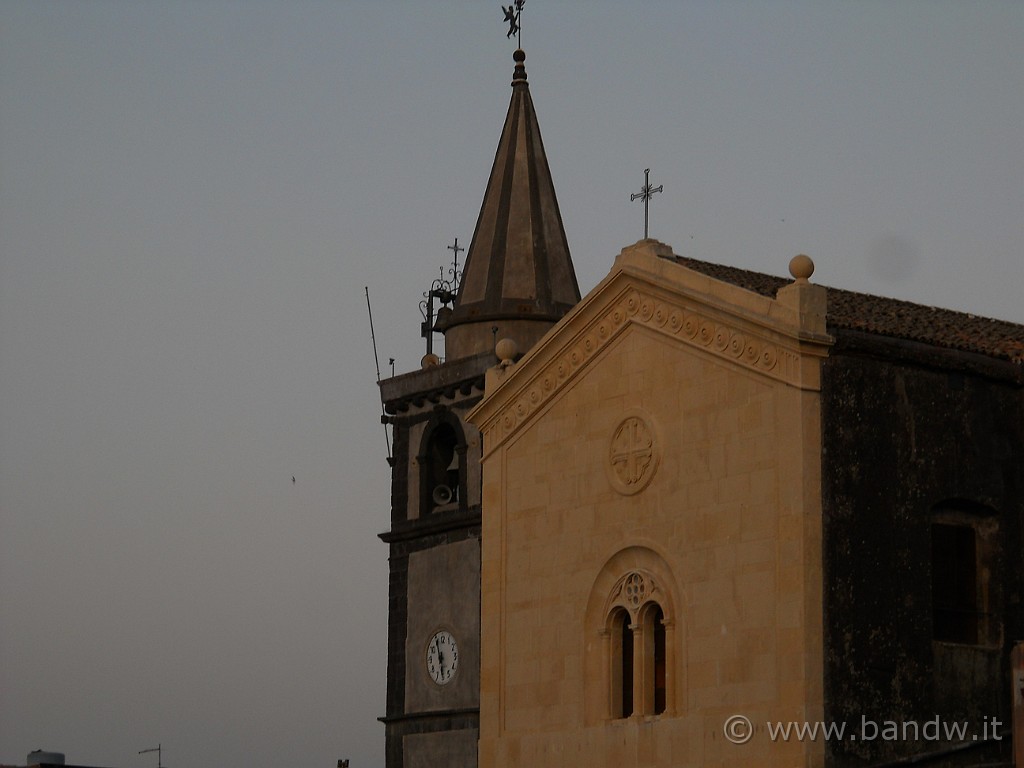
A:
[138, 744, 163, 768]
[365, 286, 392, 462]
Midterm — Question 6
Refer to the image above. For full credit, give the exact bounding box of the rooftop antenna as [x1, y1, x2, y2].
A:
[138, 744, 163, 768]
[419, 239, 462, 359]
[503, 1, 524, 48]
[364, 286, 392, 462]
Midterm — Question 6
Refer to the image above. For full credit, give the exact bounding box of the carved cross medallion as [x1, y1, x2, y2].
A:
[610, 416, 654, 488]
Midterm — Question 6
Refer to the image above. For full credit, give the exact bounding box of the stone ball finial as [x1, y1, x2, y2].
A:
[495, 337, 518, 366]
[789, 254, 815, 284]
[512, 49, 527, 82]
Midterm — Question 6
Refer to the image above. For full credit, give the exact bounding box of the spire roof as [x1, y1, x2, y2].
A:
[444, 50, 580, 355]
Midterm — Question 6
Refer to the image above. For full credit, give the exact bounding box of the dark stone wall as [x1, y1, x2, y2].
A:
[390, 419, 409, 526]
[821, 336, 1022, 766]
[383, 523, 481, 768]
[381, 396, 483, 768]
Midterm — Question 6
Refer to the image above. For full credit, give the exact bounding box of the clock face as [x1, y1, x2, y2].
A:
[425, 629, 459, 685]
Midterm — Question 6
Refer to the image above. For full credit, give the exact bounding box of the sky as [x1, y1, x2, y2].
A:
[0, 2, 1021, 767]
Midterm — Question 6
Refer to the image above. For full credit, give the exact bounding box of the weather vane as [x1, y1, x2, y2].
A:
[631, 168, 663, 240]
[502, 1, 524, 47]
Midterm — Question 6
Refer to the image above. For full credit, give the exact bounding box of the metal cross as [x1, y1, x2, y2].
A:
[630, 168, 663, 240]
[502, 1, 524, 47]
[447, 237, 464, 278]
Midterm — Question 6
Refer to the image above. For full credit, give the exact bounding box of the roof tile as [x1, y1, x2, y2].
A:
[674, 256, 1024, 365]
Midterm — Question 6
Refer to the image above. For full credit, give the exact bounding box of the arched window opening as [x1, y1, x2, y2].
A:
[652, 605, 666, 714]
[586, 557, 679, 725]
[422, 422, 460, 514]
[610, 608, 633, 718]
[637, 602, 667, 717]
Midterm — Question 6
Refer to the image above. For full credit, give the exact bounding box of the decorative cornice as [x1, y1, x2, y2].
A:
[379, 351, 493, 411]
[475, 281, 831, 455]
[378, 506, 482, 544]
[377, 706, 480, 725]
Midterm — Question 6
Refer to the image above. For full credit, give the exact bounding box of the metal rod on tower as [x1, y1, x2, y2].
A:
[138, 744, 162, 768]
[365, 286, 392, 461]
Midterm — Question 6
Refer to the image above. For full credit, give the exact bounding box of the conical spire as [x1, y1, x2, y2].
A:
[442, 49, 580, 360]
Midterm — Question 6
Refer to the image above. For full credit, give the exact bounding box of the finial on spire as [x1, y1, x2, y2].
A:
[631, 168, 663, 240]
[502, 1, 524, 48]
[512, 48, 527, 83]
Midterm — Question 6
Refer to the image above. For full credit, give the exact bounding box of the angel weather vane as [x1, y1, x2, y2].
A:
[503, 1, 524, 46]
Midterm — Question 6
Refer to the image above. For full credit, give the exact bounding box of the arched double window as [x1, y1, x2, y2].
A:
[584, 548, 681, 724]
[606, 571, 669, 719]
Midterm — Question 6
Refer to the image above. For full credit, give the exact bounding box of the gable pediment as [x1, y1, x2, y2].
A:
[468, 240, 833, 456]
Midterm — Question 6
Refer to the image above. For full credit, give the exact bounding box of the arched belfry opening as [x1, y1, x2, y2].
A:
[419, 414, 466, 516]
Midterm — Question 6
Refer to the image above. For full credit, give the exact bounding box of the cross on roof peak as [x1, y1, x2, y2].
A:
[630, 168, 663, 240]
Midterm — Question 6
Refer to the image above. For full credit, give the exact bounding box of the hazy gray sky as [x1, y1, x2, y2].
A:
[1, 2, 1021, 767]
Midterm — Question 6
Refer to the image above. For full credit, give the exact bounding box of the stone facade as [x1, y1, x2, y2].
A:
[465, 239, 1022, 766]
[468, 241, 833, 767]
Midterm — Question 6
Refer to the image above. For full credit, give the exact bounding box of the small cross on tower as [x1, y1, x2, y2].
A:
[447, 237, 465, 280]
[631, 168, 663, 240]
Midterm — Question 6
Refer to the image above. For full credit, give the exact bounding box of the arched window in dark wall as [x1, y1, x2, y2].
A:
[931, 523, 978, 643]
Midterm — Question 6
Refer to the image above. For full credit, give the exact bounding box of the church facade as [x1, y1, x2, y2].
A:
[467, 242, 1022, 767]
[379, 47, 1022, 768]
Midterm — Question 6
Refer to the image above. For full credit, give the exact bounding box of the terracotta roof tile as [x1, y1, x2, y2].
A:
[674, 256, 1024, 365]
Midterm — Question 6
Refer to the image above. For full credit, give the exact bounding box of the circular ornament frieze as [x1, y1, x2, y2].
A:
[607, 411, 660, 496]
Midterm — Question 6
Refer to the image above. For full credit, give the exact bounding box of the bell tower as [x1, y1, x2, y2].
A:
[378, 48, 580, 768]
